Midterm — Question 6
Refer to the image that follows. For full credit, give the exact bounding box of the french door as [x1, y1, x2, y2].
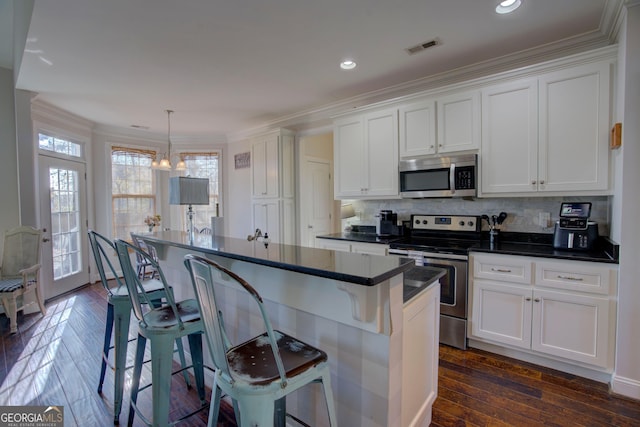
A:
[38, 155, 90, 299]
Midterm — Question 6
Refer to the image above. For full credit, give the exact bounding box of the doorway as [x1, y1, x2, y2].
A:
[38, 155, 89, 299]
[300, 158, 334, 247]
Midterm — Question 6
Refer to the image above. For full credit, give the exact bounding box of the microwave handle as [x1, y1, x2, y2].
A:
[449, 163, 456, 195]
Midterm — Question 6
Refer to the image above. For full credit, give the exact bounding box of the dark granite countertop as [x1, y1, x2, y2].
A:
[403, 266, 446, 303]
[470, 241, 617, 263]
[319, 230, 619, 264]
[137, 231, 416, 286]
[317, 225, 405, 245]
[317, 231, 404, 245]
[470, 232, 618, 264]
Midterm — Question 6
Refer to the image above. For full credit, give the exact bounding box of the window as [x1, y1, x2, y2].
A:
[181, 152, 221, 231]
[111, 146, 157, 240]
[39, 133, 82, 158]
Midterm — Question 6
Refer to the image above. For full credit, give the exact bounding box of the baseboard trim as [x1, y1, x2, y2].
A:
[611, 373, 640, 401]
[468, 339, 613, 383]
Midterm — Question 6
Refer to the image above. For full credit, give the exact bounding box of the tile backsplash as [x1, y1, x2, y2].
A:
[342, 196, 611, 236]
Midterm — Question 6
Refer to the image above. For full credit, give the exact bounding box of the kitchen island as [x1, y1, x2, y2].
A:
[137, 231, 442, 427]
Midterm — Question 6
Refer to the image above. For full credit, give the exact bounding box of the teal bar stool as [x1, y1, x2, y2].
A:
[114, 239, 207, 427]
[88, 231, 191, 424]
[184, 254, 337, 427]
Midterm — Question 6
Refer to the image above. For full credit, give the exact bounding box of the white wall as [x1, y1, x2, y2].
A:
[612, 2, 640, 400]
[0, 67, 20, 258]
[224, 138, 253, 238]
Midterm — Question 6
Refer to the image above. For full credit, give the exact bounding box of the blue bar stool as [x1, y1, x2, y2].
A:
[88, 231, 192, 424]
[184, 254, 337, 427]
[114, 239, 207, 427]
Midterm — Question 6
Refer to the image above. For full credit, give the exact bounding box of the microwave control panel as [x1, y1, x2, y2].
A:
[454, 166, 475, 190]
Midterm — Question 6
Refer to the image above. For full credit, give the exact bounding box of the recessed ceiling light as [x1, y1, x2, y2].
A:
[340, 60, 357, 70]
[495, 0, 522, 14]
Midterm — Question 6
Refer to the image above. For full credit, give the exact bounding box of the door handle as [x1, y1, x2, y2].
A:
[308, 225, 313, 229]
[43, 238, 50, 242]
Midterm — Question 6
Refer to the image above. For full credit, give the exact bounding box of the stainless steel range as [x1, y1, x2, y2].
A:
[389, 214, 480, 350]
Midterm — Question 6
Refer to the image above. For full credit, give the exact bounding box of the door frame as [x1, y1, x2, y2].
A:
[38, 154, 90, 300]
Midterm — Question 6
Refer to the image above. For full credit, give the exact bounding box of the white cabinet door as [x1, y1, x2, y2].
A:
[315, 238, 351, 252]
[252, 201, 280, 242]
[334, 108, 398, 199]
[399, 99, 436, 157]
[531, 288, 611, 368]
[350, 242, 389, 256]
[364, 108, 399, 197]
[334, 117, 365, 198]
[538, 61, 611, 192]
[437, 90, 480, 154]
[481, 78, 538, 194]
[471, 280, 532, 349]
[251, 135, 279, 198]
[280, 134, 295, 199]
[281, 198, 296, 245]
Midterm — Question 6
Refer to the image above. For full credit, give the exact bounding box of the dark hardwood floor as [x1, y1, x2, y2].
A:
[1, 283, 638, 426]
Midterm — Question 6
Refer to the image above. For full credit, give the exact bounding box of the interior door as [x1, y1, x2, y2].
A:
[302, 159, 332, 247]
[39, 155, 90, 299]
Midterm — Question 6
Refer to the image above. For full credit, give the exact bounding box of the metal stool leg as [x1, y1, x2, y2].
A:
[128, 334, 147, 427]
[97, 303, 114, 395]
[149, 334, 177, 427]
[112, 299, 132, 423]
[187, 332, 206, 404]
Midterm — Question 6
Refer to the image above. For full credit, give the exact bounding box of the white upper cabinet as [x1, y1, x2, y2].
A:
[251, 134, 279, 198]
[399, 99, 436, 157]
[399, 90, 480, 158]
[437, 91, 481, 154]
[538, 61, 611, 192]
[251, 130, 295, 199]
[480, 59, 612, 196]
[481, 78, 539, 194]
[334, 108, 399, 199]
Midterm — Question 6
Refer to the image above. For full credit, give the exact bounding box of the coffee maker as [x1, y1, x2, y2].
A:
[553, 202, 599, 251]
[376, 210, 398, 236]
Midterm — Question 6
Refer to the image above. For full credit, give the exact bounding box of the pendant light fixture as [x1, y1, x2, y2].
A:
[152, 109, 187, 171]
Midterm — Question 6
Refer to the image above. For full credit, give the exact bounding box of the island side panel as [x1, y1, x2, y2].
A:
[153, 243, 407, 427]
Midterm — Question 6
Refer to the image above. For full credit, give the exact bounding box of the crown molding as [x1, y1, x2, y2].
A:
[233, 26, 619, 139]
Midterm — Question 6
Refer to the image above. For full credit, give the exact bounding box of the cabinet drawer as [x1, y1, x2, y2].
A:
[534, 259, 617, 295]
[472, 253, 532, 284]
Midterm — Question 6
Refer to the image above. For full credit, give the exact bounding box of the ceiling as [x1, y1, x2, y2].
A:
[9, 0, 623, 141]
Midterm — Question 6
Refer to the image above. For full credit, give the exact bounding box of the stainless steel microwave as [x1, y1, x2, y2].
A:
[399, 154, 477, 198]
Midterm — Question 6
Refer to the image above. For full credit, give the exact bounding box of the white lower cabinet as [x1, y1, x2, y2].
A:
[314, 237, 389, 255]
[315, 238, 351, 252]
[351, 241, 388, 256]
[470, 252, 617, 370]
[252, 199, 295, 245]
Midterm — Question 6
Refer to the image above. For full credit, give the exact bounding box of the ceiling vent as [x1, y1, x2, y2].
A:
[405, 39, 439, 55]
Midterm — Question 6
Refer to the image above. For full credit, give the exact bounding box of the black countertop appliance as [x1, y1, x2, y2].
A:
[376, 210, 399, 236]
[553, 202, 599, 251]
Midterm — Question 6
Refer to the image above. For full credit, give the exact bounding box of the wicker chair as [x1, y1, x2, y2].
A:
[0, 226, 46, 334]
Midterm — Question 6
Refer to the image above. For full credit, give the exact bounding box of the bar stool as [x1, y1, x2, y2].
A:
[88, 231, 191, 424]
[114, 239, 207, 427]
[184, 254, 337, 427]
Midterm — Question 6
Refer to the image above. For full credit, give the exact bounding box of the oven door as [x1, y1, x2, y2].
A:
[422, 256, 467, 319]
[388, 249, 467, 318]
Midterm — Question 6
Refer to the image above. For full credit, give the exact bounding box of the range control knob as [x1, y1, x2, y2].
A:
[422, 220, 428, 225]
[414, 219, 420, 225]
[459, 221, 465, 226]
[468, 221, 474, 227]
